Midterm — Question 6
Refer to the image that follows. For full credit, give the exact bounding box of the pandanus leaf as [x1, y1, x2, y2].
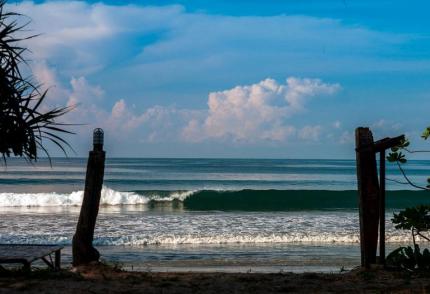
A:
[0, 0, 74, 162]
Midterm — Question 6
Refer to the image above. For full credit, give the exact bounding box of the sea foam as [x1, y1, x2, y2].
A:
[0, 186, 194, 207]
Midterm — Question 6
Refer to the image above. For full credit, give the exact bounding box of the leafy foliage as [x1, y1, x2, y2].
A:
[387, 151, 407, 164]
[392, 206, 430, 232]
[388, 206, 430, 270]
[386, 134, 430, 189]
[387, 138, 409, 164]
[0, 0, 73, 163]
[387, 245, 430, 271]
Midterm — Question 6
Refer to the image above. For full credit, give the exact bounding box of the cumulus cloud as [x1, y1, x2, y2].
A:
[182, 77, 339, 142]
[284, 78, 340, 112]
[40, 74, 339, 148]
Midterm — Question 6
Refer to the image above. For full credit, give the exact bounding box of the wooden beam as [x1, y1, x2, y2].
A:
[373, 135, 405, 153]
[355, 135, 405, 153]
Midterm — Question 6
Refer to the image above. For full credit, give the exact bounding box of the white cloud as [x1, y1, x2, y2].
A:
[183, 77, 339, 142]
[68, 77, 104, 107]
[103, 101, 202, 143]
[284, 77, 340, 112]
[111, 99, 127, 119]
[12, 2, 185, 77]
[31, 61, 70, 107]
[42, 74, 339, 147]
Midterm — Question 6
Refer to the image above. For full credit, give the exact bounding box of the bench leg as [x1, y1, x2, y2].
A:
[55, 250, 61, 270]
[23, 261, 31, 272]
[41, 256, 54, 269]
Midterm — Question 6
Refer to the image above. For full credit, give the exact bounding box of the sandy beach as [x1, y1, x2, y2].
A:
[2, 264, 430, 293]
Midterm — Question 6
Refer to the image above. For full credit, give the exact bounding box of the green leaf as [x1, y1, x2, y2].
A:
[402, 140, 410, 148]
[387, 152, 399, 162]
[387, 151, 408, 164]
[422, 127, 430, 140]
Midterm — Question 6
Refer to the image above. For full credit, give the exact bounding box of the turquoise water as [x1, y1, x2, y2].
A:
[1, 158, 429, 271]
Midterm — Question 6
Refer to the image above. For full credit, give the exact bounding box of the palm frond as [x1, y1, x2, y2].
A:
[0, 0, 74, 162]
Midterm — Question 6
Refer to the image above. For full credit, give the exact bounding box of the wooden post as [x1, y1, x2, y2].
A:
[355, 129, 405, 268]
[379, 150, 386, 266]
[355, 127, 380, 268]
[72, 128, 105, 266]
[373, 135, 403, 266]
[55, 249, 61, 270]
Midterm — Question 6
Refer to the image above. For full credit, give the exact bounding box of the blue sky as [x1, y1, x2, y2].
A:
[9, 0, 430, 158]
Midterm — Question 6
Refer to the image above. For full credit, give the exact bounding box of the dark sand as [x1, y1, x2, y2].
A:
[1, 264, 430, 293]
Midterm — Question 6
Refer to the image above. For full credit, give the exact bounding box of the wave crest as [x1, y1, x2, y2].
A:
[1, 188, 429, 210]
[0, 187, 195, 207]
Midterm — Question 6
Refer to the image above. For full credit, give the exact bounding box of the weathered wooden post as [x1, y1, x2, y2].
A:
[379, 150, 386, 266]
[72, 128, 105, 266]
[355, 127, 380, 268]
[355, 127, 404, 268]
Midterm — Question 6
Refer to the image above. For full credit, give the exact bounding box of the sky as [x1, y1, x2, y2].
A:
[7, 0, 430, 158]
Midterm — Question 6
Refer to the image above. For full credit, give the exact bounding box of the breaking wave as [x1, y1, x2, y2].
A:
[0, 187, 429, 210]
[0, 186, 194, 207]
[0, 232, 415, 246]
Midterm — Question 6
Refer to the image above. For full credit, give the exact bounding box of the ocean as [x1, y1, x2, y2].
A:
[1, 158, 430, 272]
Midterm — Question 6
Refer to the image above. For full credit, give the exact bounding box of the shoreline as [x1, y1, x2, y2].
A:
[40, 243, 364, 274]
[2, 263, 430, 293]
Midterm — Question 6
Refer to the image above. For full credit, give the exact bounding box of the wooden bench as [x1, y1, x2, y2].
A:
[0, 244, 63, 271]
